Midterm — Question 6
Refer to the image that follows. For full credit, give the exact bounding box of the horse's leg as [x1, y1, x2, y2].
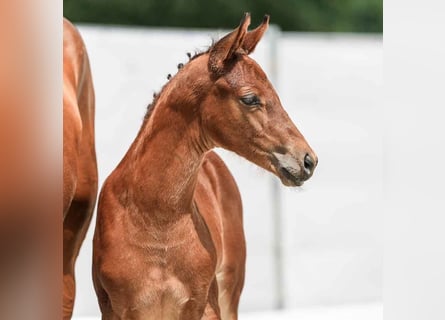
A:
[63, 198, 95, 319]
[64, 74, 97, 318]
[92, 270, 120, 320]
[201, 278, 221, 320]
[197, 152, 245, 320]
[216, 262, 245, 320]
[102, 313, 120, 320]
[201, 304, 221, 320]
[99, 303, 119, 320]
[215, 230, 245, 320]
[180, 281, 219, 320]
[216, 209, 245, 320]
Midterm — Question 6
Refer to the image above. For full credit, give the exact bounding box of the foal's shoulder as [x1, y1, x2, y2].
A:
[202, 151, 229, 173]
[204, 150, 223, 162]
[200, 151, 238, 192]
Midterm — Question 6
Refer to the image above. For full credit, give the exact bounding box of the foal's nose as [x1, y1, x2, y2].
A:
[303, 153, 317, 177]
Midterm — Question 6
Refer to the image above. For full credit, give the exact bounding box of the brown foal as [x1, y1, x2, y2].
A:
[93, 13, 317, 320]
[63, 18, 98, 319]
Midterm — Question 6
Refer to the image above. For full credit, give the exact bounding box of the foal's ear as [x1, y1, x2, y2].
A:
[209, 12, 251, 74]
[242, 15, 270, 54]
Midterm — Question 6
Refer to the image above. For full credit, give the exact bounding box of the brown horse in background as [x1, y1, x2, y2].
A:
[63, 18, 98, 319]
[93, 13, 317, 320]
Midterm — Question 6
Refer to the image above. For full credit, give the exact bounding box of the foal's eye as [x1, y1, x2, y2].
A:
[240, 94, 261, 107]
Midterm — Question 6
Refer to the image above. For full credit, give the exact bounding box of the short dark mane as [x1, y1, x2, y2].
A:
[142, 43, 215, 125]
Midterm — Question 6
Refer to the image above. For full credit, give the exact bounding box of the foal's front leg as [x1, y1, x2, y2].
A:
[201, 278, 221, 320]
[201, 304, 221, 320]
[178, 277, 221, 320]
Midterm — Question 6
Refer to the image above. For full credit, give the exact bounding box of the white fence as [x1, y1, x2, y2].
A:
[72, 25, 382, 317]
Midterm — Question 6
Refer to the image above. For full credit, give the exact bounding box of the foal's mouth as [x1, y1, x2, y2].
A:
[277, 166, 304, 187]
[271, 152, 305, 187]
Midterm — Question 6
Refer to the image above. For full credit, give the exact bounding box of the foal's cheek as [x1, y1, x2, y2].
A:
[246, 109, 266, 133]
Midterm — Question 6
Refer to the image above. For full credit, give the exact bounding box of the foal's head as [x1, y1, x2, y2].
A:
[196, 13, 317, 186]
[170, 13, 317, 186]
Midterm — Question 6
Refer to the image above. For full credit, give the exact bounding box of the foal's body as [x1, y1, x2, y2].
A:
[94, 14, 317, 320]
[94, 79, 245, 318]
[63, 18, 98, 319]
[95, 151, 244, 319]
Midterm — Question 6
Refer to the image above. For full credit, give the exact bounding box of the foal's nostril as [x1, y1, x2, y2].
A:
[304, 153, 315, 175]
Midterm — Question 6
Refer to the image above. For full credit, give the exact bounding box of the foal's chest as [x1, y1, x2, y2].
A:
[126, 229, 216, 317]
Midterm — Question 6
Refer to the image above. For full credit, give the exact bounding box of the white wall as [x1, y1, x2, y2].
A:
[72, 25, 382, 316]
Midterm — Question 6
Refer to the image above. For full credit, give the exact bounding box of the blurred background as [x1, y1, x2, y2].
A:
[64, 1, 382, 319]
[64, 0, 382, 33]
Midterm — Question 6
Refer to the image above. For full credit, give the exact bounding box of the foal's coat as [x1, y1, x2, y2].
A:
[93, 13, 317, 320]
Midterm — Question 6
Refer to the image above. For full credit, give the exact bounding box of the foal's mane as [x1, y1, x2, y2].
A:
[142, 46, 213, 125]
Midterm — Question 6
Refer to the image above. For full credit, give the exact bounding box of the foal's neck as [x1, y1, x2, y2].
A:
[124, 60, 212, 215]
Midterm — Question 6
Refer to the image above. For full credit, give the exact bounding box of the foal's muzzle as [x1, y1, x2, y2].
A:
[272, 151, 317, 187]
